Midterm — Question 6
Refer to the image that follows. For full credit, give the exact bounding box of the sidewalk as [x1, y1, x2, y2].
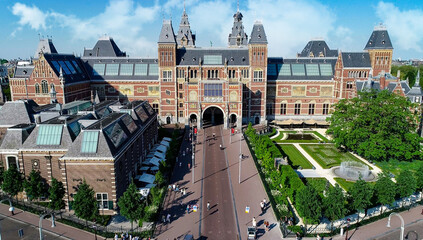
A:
[222, 129, 283, 240]
[0, 203, 96, 240]
[154, 128, 205, 240]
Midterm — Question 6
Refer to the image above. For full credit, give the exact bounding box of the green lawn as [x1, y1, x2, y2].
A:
[280, 144, 313, 169]
[272, 131, 297, 142]
[334, 178, 355, 191]
[376, 159, 423, 177]
[300, 144, 368, 169]
[303, 131, 331, 142]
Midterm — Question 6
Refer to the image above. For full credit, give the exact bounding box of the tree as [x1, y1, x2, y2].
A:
[415, 163, 423, 201]
[396, 170, 417, 207]
[48, 178, 65, 211]
[0, 165, 5, 185]
[118, 181, 145, 231]
[349, 176, 373, 222]
[24, 170, 48, 201]
[1, 165, 23, 196]
[324, 184, 347, 231]
[374, 172, 396, 213]
[296, 184, 322, 224]
[328, 89, 422, 162]
[73, 180, 98, 225]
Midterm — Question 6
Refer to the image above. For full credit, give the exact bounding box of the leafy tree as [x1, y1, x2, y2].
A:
[374, 172, 396, 213]
[0, 165, 5, 185]
[328, 89, 422, 162]
[296, 184, 322, 224]
[2, 164, 23, 196]
[24, 170, 48, 201]
[324, 184, 347, 231]
[73, 180, 98, 225]
[349, 176, 373, 222]
[48, 178, 66, 211]
[118, 181, 145, 231]
[415, 163, 423, 201]
[396, 170, 417, 207]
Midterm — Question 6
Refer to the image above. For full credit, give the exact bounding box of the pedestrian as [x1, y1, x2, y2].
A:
[186, 204, 190, 213]
[114, 233, 119, 240]
[166, 213, 171, 223]
[162, 215, 166, 223]
[213, 132, 215, 139]
[260, 201, 265, 214]
[252, 217, 257, 228]
[263, 198, 267, 208]
[421, 208, 423, 215]
[179, 162, 182, 167]
[183, 151, 185, 156]
[172, 184, 176, 191]
[219, 144, 222, 149]
[207, 201, 210, 211]
[188, 163, 191, 169]
[316, 234, 321, 240]
[264, 220, 270, 231]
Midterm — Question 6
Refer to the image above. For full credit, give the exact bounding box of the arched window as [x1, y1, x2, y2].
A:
[41, 80, 49, 94]
[35, 83, 40, 94]
[50, 84, 55, 91]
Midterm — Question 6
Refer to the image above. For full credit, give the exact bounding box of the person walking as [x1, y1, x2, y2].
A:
[252, 217, 257, 228]
[260, 201, 265, 214]
[207, 201, 210, 211]
[166, 213, 171, 223]
[263, 198, 267, 208]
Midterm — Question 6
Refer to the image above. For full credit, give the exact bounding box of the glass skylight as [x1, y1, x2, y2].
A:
[65, 61, 77, 74]
[204, 55, 222, 65]
[292, 64, 305, 76]
[278, 64, 291, 76]
[80, 131, 99, 153]
[105, 64, 119, 76]
[36, 125, 63, 145]
[134, 64, 148, 76]
[119, 64, 134, 76]
[306, 64, 320, 76]
[58, 61, 71, 75]
[149, 64, 158, 75]
[320, 64, 333, 76]
[93, 64, 105, 76]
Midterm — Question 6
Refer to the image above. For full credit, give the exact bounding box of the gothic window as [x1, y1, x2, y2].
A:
[35, 83, 40, 94]
[346, 82, 353, 89]
[50, 84, 55, 91]
[294, 103, 301, 115]
[323, 103, 329, 115]
[152, 103, 159, 113]
[308, 103, 315, 115]
[280, 103, 287, 115]
[41, 80, 49, 94]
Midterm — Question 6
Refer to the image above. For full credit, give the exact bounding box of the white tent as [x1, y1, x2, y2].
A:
[160, 140, 170, 148]
[138, 183, 156, 197]
[157, 144, 168, 153]
[162, 137, 171, 142]
[135, 173, 155, 184]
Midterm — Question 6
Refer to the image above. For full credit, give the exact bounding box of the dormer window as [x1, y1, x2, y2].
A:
[258, 35, 261, 39]
[382, 40, 385, 45]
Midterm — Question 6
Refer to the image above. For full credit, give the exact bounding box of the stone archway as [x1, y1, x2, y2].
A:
[189, 114, 198, 124]
[230, 114, 237, 128]
[203, 106, 224, 127]
[166, 116, 171, 124]
[255, 116, 260, 124]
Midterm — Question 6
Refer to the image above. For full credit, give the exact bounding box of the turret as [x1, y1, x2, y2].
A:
[228, 10, 248, 47]
[176, 6, 195, 48]
[364, 24, 393, 76]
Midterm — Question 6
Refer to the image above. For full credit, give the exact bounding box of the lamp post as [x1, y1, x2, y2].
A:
[0, 198, 14, 240]
[239, 133, 243, 184]
[387, 212, 404, 240]
[39, 212, 56, 240]
[345, 218, 350, 240]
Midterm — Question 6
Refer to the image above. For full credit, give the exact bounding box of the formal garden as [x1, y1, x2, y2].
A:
[245, 89, 423, 237]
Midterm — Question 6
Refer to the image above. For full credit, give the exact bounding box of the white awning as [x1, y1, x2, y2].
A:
[135, 173, 155, 184]
[138, 184, 156, 197]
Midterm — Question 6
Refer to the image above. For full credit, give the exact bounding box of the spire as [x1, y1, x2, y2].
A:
[176, 6, 195, 48]
[415, 70, 421, 87]
[158, 19, 176, 44]
[95, 90, 100, 104]
[228, 8, 248, 47]
[237, 0, 239, 12]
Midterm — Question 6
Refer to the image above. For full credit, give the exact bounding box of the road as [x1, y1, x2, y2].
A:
[201, 125, 238, 239]
[0, 214, 67, 240]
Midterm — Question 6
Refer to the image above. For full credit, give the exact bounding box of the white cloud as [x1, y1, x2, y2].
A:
[376, 1, 423, 52]
[11, 3, 47, 30]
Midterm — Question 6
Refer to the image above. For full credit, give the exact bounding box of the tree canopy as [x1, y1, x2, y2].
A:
[374, 172, 396, 211]
[73, 180, 98, 222]
[118, 181, 145, 230]
[328, 89, 422, 162]
[296, 184, 322, 224]
[48, 178, 66, 211]
[349, 176, 373, 221]
[24, 170, 48, 201]
[396, 169, 417, 200]
[2, 165, 23, 196]
[391, 65, 423, 87]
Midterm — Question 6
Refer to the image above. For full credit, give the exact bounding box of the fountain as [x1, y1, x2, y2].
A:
[333, 161, 375, 181]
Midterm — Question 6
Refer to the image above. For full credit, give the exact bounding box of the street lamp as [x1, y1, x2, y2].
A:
[39, 212, 56, 240]
[0, 198, 14, 240]
[192, 153, 195, 184]
[239, 133, 243, 184]
[345, 218, 350, 240]
[387, 212, 404, 240]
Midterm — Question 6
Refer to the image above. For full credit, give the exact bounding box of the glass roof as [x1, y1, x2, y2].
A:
[58, 61, 71, 75]
[51, 61, 61, 73]
[105, 64, 119, 76]
[135, 106, 149, 122]
[144, 104, 155, 115]
[121, 114, 138, 133]
[36, 125, 63, 145]
[65, 61, 77, 74]
[278, 64, 291, 76]
[81, 131, 99, 153]
[120, 64, 134, 76]
[134, 64, 148, 76]
[292, 64, 305, 76]
[204, 55, 222, 65]
[320, 64, 333, 76]
[72, 60, 83, 74]
[306, 64, 319, 76]
[93, 64, 105, 76]
[149, 64, 158, 75]
[104, 121, 128, 148]
[267, 64, 277, 76]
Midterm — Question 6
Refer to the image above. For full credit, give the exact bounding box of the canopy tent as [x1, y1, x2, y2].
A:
[145, 156, 162, 166]
[160, 140, 170, 148]
[139, 166, 150, 171]
[291, 120, 304, 124]
[154, 150, 166, 160]
[157, 144, 168, 153]
[135, 173, 155, 184]
[162, 137, 171, 142]
[150, 166, 159, 171]
[304, 119, 317, 125]
[315, 120, 329, 125]
[138, 183, 156, 197]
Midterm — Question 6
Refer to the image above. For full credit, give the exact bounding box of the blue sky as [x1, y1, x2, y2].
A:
[1, 0, 423, 60]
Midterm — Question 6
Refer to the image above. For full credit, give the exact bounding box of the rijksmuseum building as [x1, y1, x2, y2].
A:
[10, 8, 421, 130]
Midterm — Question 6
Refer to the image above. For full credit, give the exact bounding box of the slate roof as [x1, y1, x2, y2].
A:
[401, 81, 411, 94]
[341, 52, 371, 68]
[364, 26, 393, 50]
[228, 11, 248, 46]
[34, 38, 58, 59]
[158, 20, 176, 44]
[0, 100, 38, 126]
[249, 21, 267, 44]
[43, 54, 90, 84]
[83, 36, 126, 57]
[176, 48, 249, 66]
[176, 10, 196, 47]
[407, 84, 423, 96]
[298, 40, 338, 58]
[356, 79, 381, 92]
[14, 65, 34, 78]
[267, 57, 337, 81]
[81, 57, 159, 81]
[0, 124, 35, 150]
[386, 82, 398, 92]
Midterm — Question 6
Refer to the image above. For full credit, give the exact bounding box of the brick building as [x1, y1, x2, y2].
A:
[9, 9, 422, 129]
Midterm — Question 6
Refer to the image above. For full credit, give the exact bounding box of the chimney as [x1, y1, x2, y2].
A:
[380, 75, 386, 89]
[397, 69, 401, 79]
